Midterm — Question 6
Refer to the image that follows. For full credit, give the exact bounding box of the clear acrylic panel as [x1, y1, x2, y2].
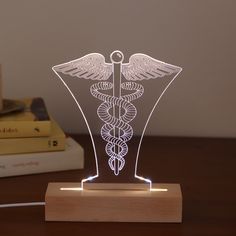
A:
[52, 51, 182, 189]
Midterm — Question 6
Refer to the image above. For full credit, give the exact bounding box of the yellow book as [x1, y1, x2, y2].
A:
[0, 137, 84, 177]
[0, 97, 51, 138]
[0, 119, 65, 155]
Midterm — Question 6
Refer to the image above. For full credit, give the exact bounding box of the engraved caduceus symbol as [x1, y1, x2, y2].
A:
[53, 50, 182, 177]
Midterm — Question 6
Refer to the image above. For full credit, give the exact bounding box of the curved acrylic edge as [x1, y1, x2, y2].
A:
[53, 52, 182, 191]
[134, 65, 183, 189]
[52, 67, 99, 189]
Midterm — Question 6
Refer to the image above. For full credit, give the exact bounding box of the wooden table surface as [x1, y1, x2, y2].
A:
[0, 135, 236, 236]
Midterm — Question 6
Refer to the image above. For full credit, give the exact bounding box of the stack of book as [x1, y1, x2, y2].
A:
[0, 97, 84, 177]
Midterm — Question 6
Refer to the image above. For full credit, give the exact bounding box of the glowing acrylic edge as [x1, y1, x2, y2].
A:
[52, 50, 182, 191]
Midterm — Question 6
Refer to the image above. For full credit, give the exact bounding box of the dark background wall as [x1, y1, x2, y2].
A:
[0, 0, 235, 137]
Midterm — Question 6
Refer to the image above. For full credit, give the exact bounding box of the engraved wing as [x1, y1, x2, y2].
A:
[122, 54, 182, 81]
[52, 53, 112, 80]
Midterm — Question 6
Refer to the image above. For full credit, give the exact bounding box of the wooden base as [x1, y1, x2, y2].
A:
[45, 183, 182, 222]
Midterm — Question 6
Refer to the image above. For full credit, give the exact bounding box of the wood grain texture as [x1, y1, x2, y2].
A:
[45, 183, 182, 222]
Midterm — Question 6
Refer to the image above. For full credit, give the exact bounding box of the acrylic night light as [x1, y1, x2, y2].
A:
[45, 51, 183, 222]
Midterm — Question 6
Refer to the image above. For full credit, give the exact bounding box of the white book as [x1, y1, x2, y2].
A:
[0, 137, 84, 177]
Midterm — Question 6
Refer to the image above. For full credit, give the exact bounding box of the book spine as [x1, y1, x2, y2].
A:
[0, 135, 65, 155]
[0, 138, 84, 177]
[0, 121, 51, 138]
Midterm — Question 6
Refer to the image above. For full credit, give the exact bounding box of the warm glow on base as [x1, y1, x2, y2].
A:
[150, 188, 168, 192]
[60, 187, 83, 191]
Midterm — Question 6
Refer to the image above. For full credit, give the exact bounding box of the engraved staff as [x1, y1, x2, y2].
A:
[110, 51, 124, 175]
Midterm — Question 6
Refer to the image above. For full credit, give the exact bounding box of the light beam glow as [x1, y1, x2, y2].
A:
[150, 188, 168, 192]
[60, 187, 83, 191]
